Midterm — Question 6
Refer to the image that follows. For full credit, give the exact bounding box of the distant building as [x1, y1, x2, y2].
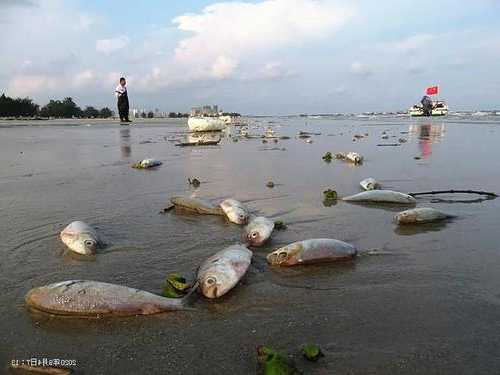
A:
[191, 105, 221, 116]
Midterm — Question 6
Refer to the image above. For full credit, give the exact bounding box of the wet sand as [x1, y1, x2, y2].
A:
[1, 116, 500, 374]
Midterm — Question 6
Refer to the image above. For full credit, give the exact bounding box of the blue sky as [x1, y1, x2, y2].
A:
[1, 0, 499, 114]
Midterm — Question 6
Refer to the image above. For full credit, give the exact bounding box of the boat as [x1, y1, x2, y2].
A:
[187, 117, 226, 132]
[409, 100, 448, 117]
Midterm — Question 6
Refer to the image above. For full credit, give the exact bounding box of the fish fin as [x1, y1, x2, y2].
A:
[181, 280, 200, 307]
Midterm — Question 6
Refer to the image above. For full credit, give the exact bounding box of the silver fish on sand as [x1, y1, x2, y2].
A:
[139, 158, 162, 168]
[197, 244, 252, 298]
[267, 238, 357, 266]
[360, 177, 380, 191]
[220, 198, 250, 224]
[25, 280, 187, 317]
[60, 221, 101, 255]
[342, 190, 416, 204]
[394, 207, 453, 225]
[243, 216, 275, 247]
[170, 196, 224, 215]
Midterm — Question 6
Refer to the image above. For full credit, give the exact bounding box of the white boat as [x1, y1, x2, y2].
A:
[409, 100, 448, 117]
[188, 117, 226, 132]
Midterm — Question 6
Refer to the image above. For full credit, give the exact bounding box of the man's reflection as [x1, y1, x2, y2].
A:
[120, 128, 131, 158]
[409, 123, 445, 159]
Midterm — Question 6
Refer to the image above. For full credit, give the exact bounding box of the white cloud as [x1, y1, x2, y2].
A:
[171, 0, 355, 81]
[350, 61, 373, 76]
[96, 36, 130, 54]
[75, 14, 94, 31]
[74, 69, 96, 87]
[393, 33, 436, 52]
[210, 55, 238, 79]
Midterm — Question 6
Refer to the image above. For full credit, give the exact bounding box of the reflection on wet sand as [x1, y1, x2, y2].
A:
[394, 221, 449, 235]
[120, 128, 131, 158]
[409, 122, 445, 159]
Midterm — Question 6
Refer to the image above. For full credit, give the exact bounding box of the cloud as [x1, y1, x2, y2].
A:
[349, 61, 373, 77]
[171, 0, 355, 81]
[96, 36, 130, 54]
[75, 14, 94, 31]
[392, 33, 436, 53]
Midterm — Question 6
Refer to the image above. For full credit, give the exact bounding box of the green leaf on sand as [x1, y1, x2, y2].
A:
[257, 346, 302, 375]
[302, 344, 324, 362]
[274, 221, 287, 230]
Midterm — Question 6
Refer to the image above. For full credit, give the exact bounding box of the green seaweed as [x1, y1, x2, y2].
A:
[162, 273, 191, 298]
[323, 189, 337, 200]
[301, 344, 324, 362]
[274, 220, 287, 230]
[131, 162, 145, 169]
[322, 152, 333, 162]
[257, 346, 302, 375]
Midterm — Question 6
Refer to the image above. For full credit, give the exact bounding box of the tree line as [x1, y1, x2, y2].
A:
[0, 93, 113, 118]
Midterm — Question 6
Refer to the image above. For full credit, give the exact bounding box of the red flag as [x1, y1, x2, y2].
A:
[426, 86, 438, 95]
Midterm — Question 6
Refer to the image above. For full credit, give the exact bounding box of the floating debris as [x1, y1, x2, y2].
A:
[266, 181, 275, 188]
[188, 177, 201, 187]
[305, 139, 313, 144]
[131, 158, 162, 169]
[279, 136, 291, 140]
[360, 177, 380, 191]
[162, 273, 191, 298]
[414, 156, 422, 160]
[302, 344, 324, 362]
[377, 143, 401, 147]
[322, 152, 333, 162]
[398, 138, 407, 143]
[323, 189, 338, 200]
[336, 152, 363, 164]
[274, 220, 287, 230]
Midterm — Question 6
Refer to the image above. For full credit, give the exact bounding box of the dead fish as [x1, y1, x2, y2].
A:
[220, 199, 250, 224]
[132, 158, 162, 169]
[394, 207, 453, 225]
[343, 190, 416, 204]
[25, 280, 188, 317]
[336, 152, 363, 164]
[170, 196, 224, 215]
[197, 244, 252, 298]
[267, 238, 357, 266]
[9, 364, 72, 375]
[360, 177, 380, 191]
[243, 216, 275, 246]
[60, 221, 101, 255]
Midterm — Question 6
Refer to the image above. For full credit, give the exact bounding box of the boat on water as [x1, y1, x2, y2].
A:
[409, 100, 448, 117]
[188, 116, 226, 132]
[409, 86, 448, 117]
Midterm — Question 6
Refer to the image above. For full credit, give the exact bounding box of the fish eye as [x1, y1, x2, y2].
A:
[278, 252, 288, 261]
[206, 277, 216, 285]
[84, 240, 96, 248]
[251, 232, 258, 238]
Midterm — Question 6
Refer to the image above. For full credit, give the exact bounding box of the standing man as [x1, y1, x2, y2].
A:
[115, 77, 131, 122]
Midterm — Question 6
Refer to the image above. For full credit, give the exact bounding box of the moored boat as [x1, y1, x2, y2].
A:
[409, 101, 448, 117]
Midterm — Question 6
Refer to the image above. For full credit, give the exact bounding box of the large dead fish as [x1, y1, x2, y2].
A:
[360, 177, 380, 191]
[60, 221, 101, 255]
[220, 199, 250, 224]
[267, 238, 357, 266]
[243, 216, 275, 247]
[25, 280, 189, 317]
[394, 207, 453, 224]
[170, 196, 224, 215]
[342, 190, 416, 204]
[197, 244, 252, 298]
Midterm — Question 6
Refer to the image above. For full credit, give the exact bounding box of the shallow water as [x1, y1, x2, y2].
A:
[1, 116, 500, 374]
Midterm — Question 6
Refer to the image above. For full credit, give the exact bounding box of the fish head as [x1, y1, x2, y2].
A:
[67, 233, 98, 255]
[394, 210, 418, 224]
[243, 219, 273, 246]
[200, 272, 233, 299]
[266, 243, 303, 266]
[226, 207, 249, 225]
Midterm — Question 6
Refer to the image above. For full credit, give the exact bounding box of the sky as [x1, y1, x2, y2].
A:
[1, 0, 499, 114]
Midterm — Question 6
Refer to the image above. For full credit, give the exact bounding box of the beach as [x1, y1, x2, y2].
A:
[1, 116, 500, 374]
